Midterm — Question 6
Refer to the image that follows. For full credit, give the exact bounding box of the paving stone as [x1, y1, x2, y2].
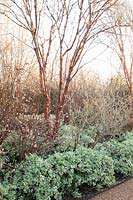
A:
[91, 178, 133, 200]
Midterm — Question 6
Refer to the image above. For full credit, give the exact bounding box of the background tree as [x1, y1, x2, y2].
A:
[108, 1, 133, 128]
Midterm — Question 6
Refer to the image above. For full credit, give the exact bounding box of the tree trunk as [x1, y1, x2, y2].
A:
[39, 67, 52, 143]
[129, 92, 133, 130]
[53, 75, 71, 139]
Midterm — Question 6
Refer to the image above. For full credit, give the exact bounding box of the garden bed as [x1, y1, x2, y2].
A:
[0, 131, 133, 200]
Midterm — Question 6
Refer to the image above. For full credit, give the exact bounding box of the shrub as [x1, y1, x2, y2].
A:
[1, 115, 46, 163]
[58, 125, 99, 152]
[0, 183, 15, 200]
[120, 131, 133, 141]
[2, 131, 21, 164]
[113, 140, 133, 176]
[73, 147, 115, 188]
[1, 148, 115, 200]
[69, 74, 130, 137]
[95, 135, 133, 176]
[79, 126, 99, 147]
[58, 125, 80, 151]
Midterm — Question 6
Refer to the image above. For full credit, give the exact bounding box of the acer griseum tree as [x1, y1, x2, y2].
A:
[0, 0, 118, 143]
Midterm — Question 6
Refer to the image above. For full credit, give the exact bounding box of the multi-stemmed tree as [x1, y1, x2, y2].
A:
[0, 0, 119, 143]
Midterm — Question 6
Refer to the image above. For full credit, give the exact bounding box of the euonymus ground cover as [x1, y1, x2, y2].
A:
[0, 132, 133, 200]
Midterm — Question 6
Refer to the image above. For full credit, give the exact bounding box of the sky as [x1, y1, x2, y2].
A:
[0, 0, 132, 81]
[83, 42, 120, 81]
[84, 0, 133, 80]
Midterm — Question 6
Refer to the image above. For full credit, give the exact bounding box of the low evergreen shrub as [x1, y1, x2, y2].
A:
[95, 134, 133, 176]
[1, 148, 115, 200]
